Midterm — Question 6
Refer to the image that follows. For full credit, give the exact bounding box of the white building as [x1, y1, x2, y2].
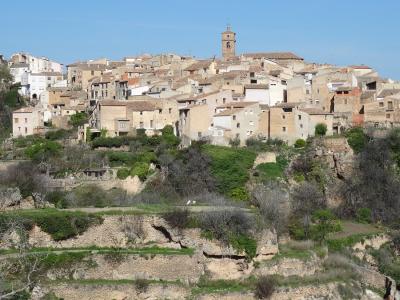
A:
[21, 72, 64, 102]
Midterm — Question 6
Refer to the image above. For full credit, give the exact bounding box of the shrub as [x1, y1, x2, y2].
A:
[45, 129, 72, 140]
[66, 185, 113, 208]
[356, 208, 372, 224]
[25, 140, 62, 161]
[130, 162, 151, 181]
[68, 112, 88, 127]
[161, 125, 180, 147]
[294, 139, 306, 148]
[254, 276, 275, 299]
[310, 210, 342, 244]
[345, 127, 367, 153]
[162, 208, 190, 229]
[45, 191, 68, 208]
[229, 138, 240, 147]
[135, 279, 149, 293]
[229, 187, 249, 201]
[0, 161, 45, 197]
[315, 123, 327, 136]
[117, 168, 130, 179]
[202, 145, 256, 197]
[199, 210, 254, 245]
[256, 163, 284, 180]
[0, 210, 103, 241]
[229, 234, 257, 259]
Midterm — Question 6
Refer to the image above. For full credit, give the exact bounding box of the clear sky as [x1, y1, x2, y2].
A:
[1, 1, 400, 78]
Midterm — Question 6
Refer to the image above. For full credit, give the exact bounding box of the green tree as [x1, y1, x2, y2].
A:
[69, 112, 88, 127]
[345, 127, 367, 153]
[311, 209, 341, 244]
[315, 123, 327, 136]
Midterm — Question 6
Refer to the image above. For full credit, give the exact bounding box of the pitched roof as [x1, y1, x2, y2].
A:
[100, 100, 161, 111]
[214, 108, 243, 117]
[243, 52, 303, 60]
[184, 60, 212, 71]
[300, 108, 333, 115]
[216, 101, 258, 109]
[244, 84, 269, 89]
[377, 89, 400, 98]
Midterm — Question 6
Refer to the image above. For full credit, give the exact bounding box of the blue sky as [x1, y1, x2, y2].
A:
[1, 1, 400, 78]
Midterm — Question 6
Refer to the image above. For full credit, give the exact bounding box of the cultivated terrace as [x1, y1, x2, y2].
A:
[0, 28, 400, 300]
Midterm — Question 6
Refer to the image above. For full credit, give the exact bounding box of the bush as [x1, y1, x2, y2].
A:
[117, 168, 130, 180]
[130, 162, 151, 181]
[294, 139, 306, 148]
[315, 123, 327, 136]
[25, 140, 62, 161]
[0, 210, 103, 241]
[229, 187, 249, 201]
[68, 112, 88, 127]
[356, 208, 372, 224]
[345, 127, 367, 153]
[161, 125, 180, 147]
[199, 210, 254, 245]
[66, 185, 114, 208]
[202, 145, 256, 197]
[162, 208, 190, 229]
[0, 161, 45, 197]
[135, 279, 149, 293]
[229, 234, 257, 259]
[254, 276, 275, 299]
[310, 210, 342, 244]
[45, 191, 68, 208]
[45, 129, 72, 141]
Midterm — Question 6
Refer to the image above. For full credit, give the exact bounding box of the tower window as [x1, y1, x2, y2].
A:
[226, 41, 231, 49]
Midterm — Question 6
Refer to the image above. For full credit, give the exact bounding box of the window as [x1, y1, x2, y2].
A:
[300, 124, 303, 128]
[233, 115, 236, 120]
[386, 114, 391, 119]
[139, 122, 144, 128]
[223, 98, 226, 104]
[236, 123, 240, 128]
[14, 118, 18, 124]
[150, 120, 154, 128]
[91, 70, 94, 76]
[198, 132, 202, 138]
[298, 115, 301, 120]
[159, 109, 162, 114]
[379, 102, 384, 107]
[344, 99, 348, 105]
[25, 127, 27, 134]
[140, 111, 143, 115]
[18, 127, 21, 132]
[388, 101, 394, 110]
[25, 118, 28, 123]
[169, 108, 172, 114]
[282, 115, 286, 119]
[282, 126, 286, 132]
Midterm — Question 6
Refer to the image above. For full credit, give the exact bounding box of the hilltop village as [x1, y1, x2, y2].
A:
[5, 26, 400, 146]
[1, 27, 400, 300]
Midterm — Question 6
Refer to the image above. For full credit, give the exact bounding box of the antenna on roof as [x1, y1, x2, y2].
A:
[226, 23, 231, 31]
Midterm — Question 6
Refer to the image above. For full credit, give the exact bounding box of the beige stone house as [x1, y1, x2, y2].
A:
[92, 99, 179, 137]
[364, 94, 400, 128]
[179, 104, 210, 146]
[211, 102, 260, 146]
[67, 63, 106, 91]
[258, 103, 333, 144]
[12, 107, 44, 137]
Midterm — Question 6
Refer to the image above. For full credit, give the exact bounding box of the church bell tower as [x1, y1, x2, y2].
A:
[221, 25, 236, 60]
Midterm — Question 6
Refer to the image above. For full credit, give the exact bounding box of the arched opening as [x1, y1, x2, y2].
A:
[32, 93, 37, 100]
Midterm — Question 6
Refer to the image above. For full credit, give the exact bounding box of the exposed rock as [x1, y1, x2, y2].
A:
[205, 258, 253, 280]
[254, 256, 322, 277]
[0, 187, 23, 210]
[253, 152, 276, 167]
[50, 283, 189, 300]
[254, 229, 279, 261]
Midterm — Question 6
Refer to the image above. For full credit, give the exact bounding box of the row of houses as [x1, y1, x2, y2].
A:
[9, 27, 400, 147]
